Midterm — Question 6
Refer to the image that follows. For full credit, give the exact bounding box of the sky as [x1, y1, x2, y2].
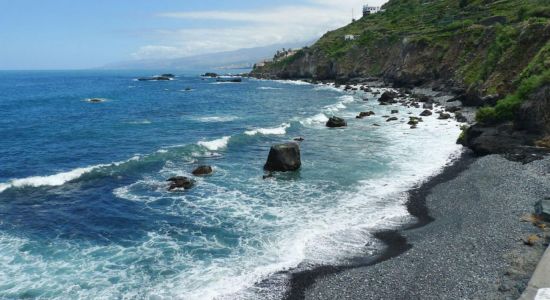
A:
[0, 0, 387, 70]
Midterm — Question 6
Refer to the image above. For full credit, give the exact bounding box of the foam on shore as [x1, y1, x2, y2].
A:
[244, 123, 290, 136]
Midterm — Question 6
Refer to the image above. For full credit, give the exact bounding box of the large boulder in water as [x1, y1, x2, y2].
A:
[264, 142, 301, 172]
[167, 176, 195, 191]
[192, 165, 213, 176]
[326, 116, 347, 128]
[378, 91, 398, 104]
[420, 110, 433, 116]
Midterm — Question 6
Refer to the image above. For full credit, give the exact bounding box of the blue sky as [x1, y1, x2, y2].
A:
[0, 0, 387, 70]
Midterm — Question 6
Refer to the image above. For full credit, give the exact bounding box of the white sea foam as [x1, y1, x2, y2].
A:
[0, 157, 140, 194]
[323, 102, 347, 113]
[339, 95, 355, 103]
[257, 87, 282, 90]
[0, 166, 104, 193]
[300, 113, 329, 126]
[195, 116, 240, 123]
[126, 119, 151, 125]
[275, 80, 311, 86]
[244, 123, 290, 136]
[197, 136, 231, 151]
[313, 85, 344, 92]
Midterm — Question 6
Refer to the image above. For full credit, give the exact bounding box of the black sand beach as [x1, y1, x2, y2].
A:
[285, 153, 550, 299]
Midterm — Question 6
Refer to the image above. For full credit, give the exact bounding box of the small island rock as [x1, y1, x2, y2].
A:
[264, 142, 301, 172]
[192, 165, 213, 176]
[167, 176, 195, 191]
[326, 116, 347, 128]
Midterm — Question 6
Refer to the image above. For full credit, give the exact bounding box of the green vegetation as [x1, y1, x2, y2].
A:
[477, 68, 550, 124]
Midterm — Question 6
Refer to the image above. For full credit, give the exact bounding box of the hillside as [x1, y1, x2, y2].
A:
[252, 0, 550, 155]
[104, 41, 311, 71]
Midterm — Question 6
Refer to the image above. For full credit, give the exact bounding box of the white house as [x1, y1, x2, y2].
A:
[344, 34, 356, 41]
[363, 5, 382, 16]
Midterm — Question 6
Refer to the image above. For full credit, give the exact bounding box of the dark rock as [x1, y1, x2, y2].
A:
[216, 77, 242, 83]
[420, 110, 433, 116]
[264, 142, 301, 172]
[455, 112, 468, 123]
[293, 137, 305, 142]
[412, 94, 434, 103]
[372, 124, 381, 126]
[438, 113, 451, 120]
[535, 199, 550, 222]
[356, 111, 375, 119]
[481, 94, 501, 106]
[515, 85, 550, 134]
[410, 124, 418, 129]
[450, 87, 466, 95]
[391, 110, 399, 114]
[411, 102, 421, 108]
[378, 91, 399, 104]
[446, 106, 461, 113]
[460, 91, 485, 107]
[138, 76, 172, 81]
[423, 103, 433, 109]
[167, 176, 195, 191]
[161, 74, 176, 78]
[386, 117, 398, 122]
[202, 72, 218, 78]
[326, 116, 347, 127]
[192, 165, 213, 176]
[459, 123, 544, 159]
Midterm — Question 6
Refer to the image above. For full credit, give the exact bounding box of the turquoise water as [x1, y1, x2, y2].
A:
[0, 71, 462, 299]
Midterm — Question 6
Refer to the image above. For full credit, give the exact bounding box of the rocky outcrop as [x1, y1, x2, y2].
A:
[138, 76, 172, 81]
[167, 176, 195, 191]
[460, 123, 528, 155]
[192, 165, 213, 176]
[515, 86, 550, 135]
[459, 123, 549, 162]
[420, 110, 433, 116]
[356, 111, 375, 119]
[202, 72, 218, 77]
[438, 113, 451, 120]
[326, 116, 347, 127]
[264, 142, 302, 172]
[378, 91, 399, 104]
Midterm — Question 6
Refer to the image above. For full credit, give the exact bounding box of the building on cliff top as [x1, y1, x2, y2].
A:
[363, 5, 382, 16]
[344, 34, 356, 41]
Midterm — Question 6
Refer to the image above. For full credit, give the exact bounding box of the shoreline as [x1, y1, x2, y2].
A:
[298, 154, 550, 299]
[283, 151, 476, 300]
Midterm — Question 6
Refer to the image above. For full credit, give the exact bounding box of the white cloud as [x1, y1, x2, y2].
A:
[131, 0, 388, 60]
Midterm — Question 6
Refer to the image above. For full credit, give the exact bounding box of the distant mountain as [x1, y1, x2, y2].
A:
[103, 41, 312, 71]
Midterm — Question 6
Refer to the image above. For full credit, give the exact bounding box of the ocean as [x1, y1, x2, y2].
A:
[0, 71, 462, 299]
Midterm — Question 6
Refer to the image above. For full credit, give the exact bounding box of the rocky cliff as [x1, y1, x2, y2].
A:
[252, 0, 550, 157]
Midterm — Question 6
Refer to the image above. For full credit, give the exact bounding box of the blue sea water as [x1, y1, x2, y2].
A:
[0, 71, 462, 299]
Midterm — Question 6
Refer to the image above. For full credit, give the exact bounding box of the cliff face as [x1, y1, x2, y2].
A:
[253, 1, 549, 96]
[252, 0, 550, 152]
